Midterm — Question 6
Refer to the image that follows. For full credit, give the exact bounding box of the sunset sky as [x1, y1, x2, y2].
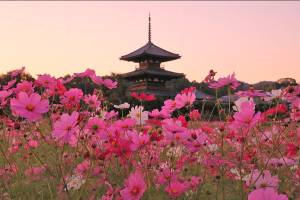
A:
[0, 1, 299, 84]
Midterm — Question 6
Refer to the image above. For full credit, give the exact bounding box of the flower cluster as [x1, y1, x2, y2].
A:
[0, 67, 299, 200]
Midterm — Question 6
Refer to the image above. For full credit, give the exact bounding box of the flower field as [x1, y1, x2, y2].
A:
[0, 67, 300, 200]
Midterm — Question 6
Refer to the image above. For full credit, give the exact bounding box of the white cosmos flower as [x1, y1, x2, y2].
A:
[65, 174, 86, 190]
[114, 102, 130, 109]
[233, 97, 254, 111]
[129, 106, 148, 125]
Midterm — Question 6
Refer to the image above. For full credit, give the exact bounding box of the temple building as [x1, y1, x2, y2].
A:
[120, 14, 185, 97]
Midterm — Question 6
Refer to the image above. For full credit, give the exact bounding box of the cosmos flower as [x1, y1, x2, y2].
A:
[35, 74, 57, 88]
[232, 101, 261, 128]
[209, 73, 240, 90]
[10, 92, 49, 121]
[60, 88, 83, 105]
[120, 171, 147, 200]
[65, 174, 86, 191]
[91, 75, 118, 89]
[9, 66, 25, 77]
[84, 94, 101, 108]
[233, 97, 254, 112]
[129, 106, 148, 125]
[246, 169, 279, 189]
[101, 78, 118, 89]
[3, 79, 17, 90]
[165, 180, 187, 198]
[162, 118, 187, 143]
[14, 81, 34, 95]
[131, 92, 156, 101]
[0, 90, 13, 106]
[74, 68, 96, 78]
[248, 188, 288, 200]
[52, 111, 79, 146]
[173, 87, 196, 109]
[114, 102, 130, 109]
[85, 117, 107, 139]
[128, 131, 149, 151]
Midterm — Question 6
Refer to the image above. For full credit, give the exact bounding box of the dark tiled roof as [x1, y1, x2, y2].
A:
[122, 67, 184, 79]
[120, 42, 181, 62]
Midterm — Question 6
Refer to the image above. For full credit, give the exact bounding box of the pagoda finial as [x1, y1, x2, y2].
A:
[148, 13, 151, 43]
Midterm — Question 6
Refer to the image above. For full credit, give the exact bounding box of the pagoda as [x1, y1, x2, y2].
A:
[120, 14, 184, 97]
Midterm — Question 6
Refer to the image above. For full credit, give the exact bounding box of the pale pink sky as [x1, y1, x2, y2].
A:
[0, 1, 299, 83]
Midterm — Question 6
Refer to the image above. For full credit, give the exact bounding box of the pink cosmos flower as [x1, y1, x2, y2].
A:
[114, 118, 136, 129]
[209, 73, 240, 90]
[120, 171, 147, 200]
[25, 166, 46, 180]
[162, 119, 188, 143]
[75, 160, 91, 174]
[290, 109, 300, 122]
[35, 74, 57, 88]
[185, 129, 209, 152]
[246, 169, 279, 189]
[84, 94, 101, 108]
[60, 88, 83, 105]
[85, 117, 107, 139]
[128, 131, 149, 151]
[188, 176, 202, 190]
[60, 76, 74, 84]
[28, 140, 39, 148]
[101, 78, 118, 89]
[74, 68, 96, 78]
[232, 101, 261, 128]
[156, 168, 178, 185]
[174, 88, 196, 109]
[14, 81, 34, 95]
[162, 99, 177, 113]
[91, 75, 118, 89]
[0, 90, 13, 106]
[248, 188, 288, 200]
[47, 79, 66, 96]
[103, 110, 119, 120]
[3, 79, 16, 90]
[165, 180, 187, 198]
[52, 111, 79, 146]
[9, 66, 25, 77]
[10, 92, 49, 121]
[149, 109, 171, 119]
[268, 157, 296, 167]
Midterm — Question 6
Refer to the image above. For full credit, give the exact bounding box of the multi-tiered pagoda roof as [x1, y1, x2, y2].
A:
[120, 14, 184, 96]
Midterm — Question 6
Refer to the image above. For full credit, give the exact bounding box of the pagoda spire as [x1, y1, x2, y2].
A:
[148, 13, 151, 43]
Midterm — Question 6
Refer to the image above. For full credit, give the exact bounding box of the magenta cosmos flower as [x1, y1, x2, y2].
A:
[85, 117, 107, 139]
[120, 171, 147, 200]
[248, 188, 288, 200]
[60, 88, 83, 105]
[165, 180, 187, 198]
[52, 111, 79, 146]
[209, 73, 240, 90]
[232, 101, 261, 128]
[10, 92, 49, 121]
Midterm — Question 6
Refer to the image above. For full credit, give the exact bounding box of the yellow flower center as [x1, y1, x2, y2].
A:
[26, 104, 35, 112]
